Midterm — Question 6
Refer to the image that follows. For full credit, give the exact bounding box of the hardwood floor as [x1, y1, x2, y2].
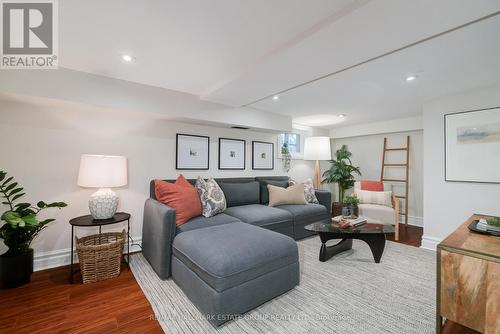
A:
[387, 223, 423, 247]
[0, 263, 163, 334]
[3, 224, 472, 334]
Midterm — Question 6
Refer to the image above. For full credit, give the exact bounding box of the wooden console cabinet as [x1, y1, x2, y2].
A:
[437, 215, 500, 334]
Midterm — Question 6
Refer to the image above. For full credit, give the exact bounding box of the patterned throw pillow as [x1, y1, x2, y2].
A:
[195, 177, 227, 217]
[288, 178, 319, 204]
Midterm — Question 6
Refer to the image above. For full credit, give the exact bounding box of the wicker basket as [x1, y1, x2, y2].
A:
[76, 230, 126, 284]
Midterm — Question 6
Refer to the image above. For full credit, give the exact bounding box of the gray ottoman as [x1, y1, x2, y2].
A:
[171, 222, 300, 326]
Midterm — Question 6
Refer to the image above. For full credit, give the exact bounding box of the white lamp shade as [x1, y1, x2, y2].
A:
[77, 154, 128, 188]
[303, 137, 332, 161]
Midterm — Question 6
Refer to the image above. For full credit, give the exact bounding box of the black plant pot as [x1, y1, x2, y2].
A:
[0, 249, 34, 289]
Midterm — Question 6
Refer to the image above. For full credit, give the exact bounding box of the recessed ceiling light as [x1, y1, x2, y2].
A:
[272, 95, 279, 100]
[338, 114, 346, 118]
[406, 75, 417, 82]
[122, 54, 135, 63]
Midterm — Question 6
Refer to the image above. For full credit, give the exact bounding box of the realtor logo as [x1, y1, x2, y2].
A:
[1, 0, 58, 69]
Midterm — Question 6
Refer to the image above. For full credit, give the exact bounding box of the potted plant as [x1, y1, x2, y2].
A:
[321, 145, 361, 216]
[0, 171, 67, 288]
[342, 194, 360, 217]
[486, 217, 500, 232]
[281, 143, 292, 173]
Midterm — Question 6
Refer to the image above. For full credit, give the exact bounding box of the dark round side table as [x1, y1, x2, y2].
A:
[69, 212, 131, 284]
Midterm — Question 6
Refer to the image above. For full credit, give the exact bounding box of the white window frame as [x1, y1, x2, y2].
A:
[277, 131, 305, 160]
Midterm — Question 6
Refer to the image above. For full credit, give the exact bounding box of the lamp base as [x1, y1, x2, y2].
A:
[89, 188, 119, 220]
[313, 160, 321, 189]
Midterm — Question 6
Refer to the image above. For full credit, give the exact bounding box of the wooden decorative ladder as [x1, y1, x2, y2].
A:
[380, 136, 410, 225]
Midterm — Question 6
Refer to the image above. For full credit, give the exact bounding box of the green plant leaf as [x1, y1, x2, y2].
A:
[37, 201, 46, 208]
[1, 176, 13, 187]
[0, 172, 5, 182]
[21, 214, 38, 226]
[14, 202, 31, 209]
[21, 208, 36, 215]
[8, 187, 23, 197]
[4, 182, 18, 192]
[39, 218, 55, 226]
[47, 202, 68, 208]
[1, 211, 24, 226]
[11, 193, 26, 202]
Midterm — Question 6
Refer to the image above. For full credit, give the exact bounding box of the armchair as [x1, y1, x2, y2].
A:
[354, 182, 400, 240]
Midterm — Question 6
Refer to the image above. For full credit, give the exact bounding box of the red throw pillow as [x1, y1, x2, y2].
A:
[175, 174, 192, 188]
[154, 176, 202, 226]
[360, 180, 384, 192]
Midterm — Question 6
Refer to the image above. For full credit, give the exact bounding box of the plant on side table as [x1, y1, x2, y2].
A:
[0, 171, 67, 288]
[342, 194, 360, 217]
[321, 145, 361, 216]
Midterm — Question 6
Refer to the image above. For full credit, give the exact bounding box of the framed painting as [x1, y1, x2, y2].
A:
[252, 141, 274, 170]
[218, 138, 245, 170]
[176, 134, 209, 170]
[445, 107, 500, 183]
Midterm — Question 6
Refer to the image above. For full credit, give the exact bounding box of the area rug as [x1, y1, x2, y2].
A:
[130, 237, 436, 333]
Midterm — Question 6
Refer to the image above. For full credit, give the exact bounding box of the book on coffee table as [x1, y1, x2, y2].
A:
[332, 215, 368, 228]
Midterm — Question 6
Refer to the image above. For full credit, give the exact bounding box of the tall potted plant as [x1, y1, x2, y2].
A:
[0, 171, 67, 288]
[321, 145, 361, 216]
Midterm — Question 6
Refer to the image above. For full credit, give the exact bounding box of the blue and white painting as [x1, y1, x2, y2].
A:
[457, 123, 500, 144]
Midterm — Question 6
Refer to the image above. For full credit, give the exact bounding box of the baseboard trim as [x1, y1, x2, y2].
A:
[420, 235, 442, 251]
[34, 237, 142, 272]
[400, 215, 423, 227]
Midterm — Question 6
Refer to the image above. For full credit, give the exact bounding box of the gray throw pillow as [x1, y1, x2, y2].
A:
[195, 177, 227, 217]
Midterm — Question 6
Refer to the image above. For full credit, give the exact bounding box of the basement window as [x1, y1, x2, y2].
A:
[279, 133, 301, 157]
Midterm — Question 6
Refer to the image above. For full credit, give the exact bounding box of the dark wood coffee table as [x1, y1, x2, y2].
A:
[304, 220, 395, 263]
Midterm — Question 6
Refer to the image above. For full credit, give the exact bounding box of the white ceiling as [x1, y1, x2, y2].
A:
[252, 15, 500, 128]
[59, 0, 361, 95]
[58, 0, 500, 129]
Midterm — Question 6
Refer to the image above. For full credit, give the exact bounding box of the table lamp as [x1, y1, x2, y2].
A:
[304, 136, 331, 189]
[77, 154, 128, 220]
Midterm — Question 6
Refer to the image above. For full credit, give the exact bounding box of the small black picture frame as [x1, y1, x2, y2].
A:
[218, 138, 246, 170]
[252, 141, 274, 170]
[176, 133, 210, 170]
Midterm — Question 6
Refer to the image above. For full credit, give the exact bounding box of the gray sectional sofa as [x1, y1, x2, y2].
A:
[141, 176, 331, 326]
[142, 176, 331, 279]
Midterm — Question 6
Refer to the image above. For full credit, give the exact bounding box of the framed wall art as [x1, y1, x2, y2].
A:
[445, 107, 500, 183]
[218, 138, 245, 170]
[252, 141, 274, 170]
[176, 134, 209, 170]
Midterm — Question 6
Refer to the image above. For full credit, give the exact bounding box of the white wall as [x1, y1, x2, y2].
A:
[422, 85, 500, 250]
[329, 116, 422, 139]
[0, 96, 315, 270]
[331, 131, 424, 225]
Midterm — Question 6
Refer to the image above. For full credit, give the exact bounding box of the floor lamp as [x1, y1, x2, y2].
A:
[304, 137, 331, 189]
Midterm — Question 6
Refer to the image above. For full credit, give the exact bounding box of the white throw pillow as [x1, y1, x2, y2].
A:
[268, 184, 307, 207]
[355, 189, 393, 208]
